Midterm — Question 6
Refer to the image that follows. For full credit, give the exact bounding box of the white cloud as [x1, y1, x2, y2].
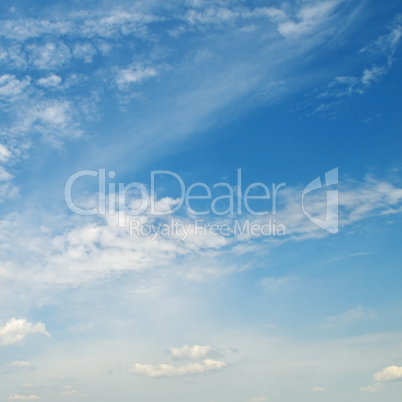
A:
[362, 365, 402, 393]
[129, 358, 226, 378]
[35, 102, 69, 125]
[1, 361, 35, 374]
[257, 276, 296, 292]
[60, 386, 87, 397]
[73, 42, 97, 63]
[0, 10, 159, 42]
[277, 1, 340, 38]
[7, 361, 34, 368]
[361, 65, 386, 85]
[0, 174, 399, 286]
[0, 144, 12, 163]
[170, 344, 212, 360]
[0, 44, 27, 69]
[37, 75, 62, 87]
[312, 386, 326, 392]
[8, 395, 40, 401]
[373, 365, 402, 382]
[0, 166, 13, 182]
[12, 100, 83, 145]
[317, 15, 402, 105]
[0, 74, 30, 98]
[0, 182, 19, 202]
[28, 42, 71, 70]
[323, 64, 386, 99]
[250, 398, 269, 402]
[116, 65, 157, 90]
[361, 383, 383, 393]
[0, 318, 50, 346]
[325, 306, 376, 327]
[361, 15, 402, 61]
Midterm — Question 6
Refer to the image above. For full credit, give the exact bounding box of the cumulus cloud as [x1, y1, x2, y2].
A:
[0, 74, 30, 98]
[28, 42, 71, 70]
[11, 100, 83, 145]
[0, 318, 50, 346]
[362, 365, 402, 393]
[129, 358, 226, 378]
[170, 344, 212, 360]
[116, 65, 157, 90]
[373, 366, 402, 382]
[37, 75, 62, 87]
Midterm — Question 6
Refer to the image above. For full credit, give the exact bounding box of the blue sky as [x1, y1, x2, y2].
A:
[0, 0, 402, 401]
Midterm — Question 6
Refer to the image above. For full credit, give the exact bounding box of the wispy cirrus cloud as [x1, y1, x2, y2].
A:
[0, 174, 399, 287]
[324, 306, 377, 328]
[315, 14, 402, 111]
[277, 0, 341, 38]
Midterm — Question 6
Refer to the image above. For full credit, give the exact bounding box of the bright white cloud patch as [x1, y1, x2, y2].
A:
[170, 344, 212, 360]
[37, 74, 62, 87]
[129, 359, 226, 378]
[277, 0, 340, 38]
[116, 65, 157, 89]
[0, 74, 30, 97]
[0, 144, 12, 163]
[0, 318, 50, 346]
[373, 365, 402, 382]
